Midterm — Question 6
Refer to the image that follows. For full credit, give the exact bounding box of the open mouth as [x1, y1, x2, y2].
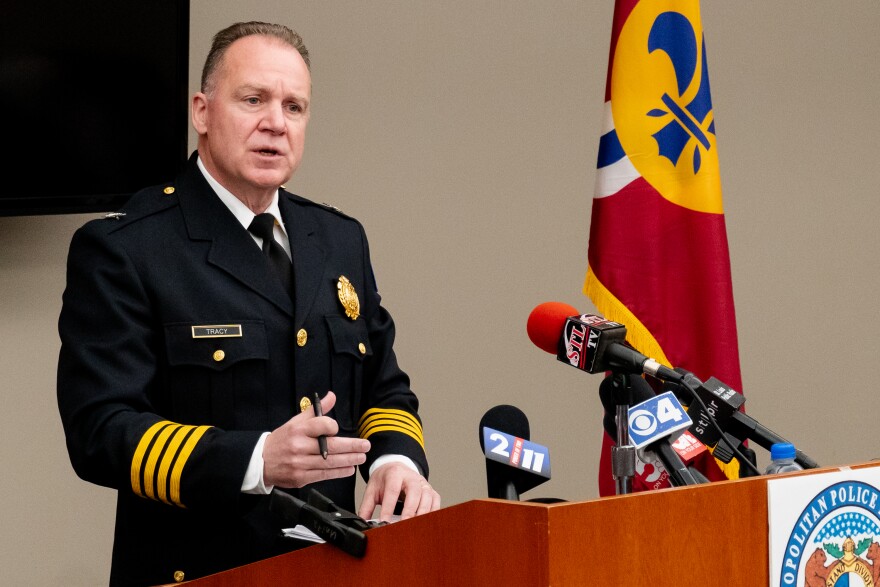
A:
[257, 148, 280, 156]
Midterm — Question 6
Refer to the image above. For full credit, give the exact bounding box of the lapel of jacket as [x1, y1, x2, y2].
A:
[279, 190, 325, 330]
[176, 156, 295, 318]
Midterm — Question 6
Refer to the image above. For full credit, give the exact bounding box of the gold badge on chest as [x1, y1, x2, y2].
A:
[336, 275, 360, 320]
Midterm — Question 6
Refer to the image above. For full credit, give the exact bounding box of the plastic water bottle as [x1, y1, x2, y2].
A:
[764, 442, 804, 475]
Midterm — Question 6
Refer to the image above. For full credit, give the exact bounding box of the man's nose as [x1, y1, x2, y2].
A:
[259, 103, 287, 134]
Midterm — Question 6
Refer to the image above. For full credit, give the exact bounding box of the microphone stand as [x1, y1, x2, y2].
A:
[269, 488, 378, 558]
[608, 371, 637, 495]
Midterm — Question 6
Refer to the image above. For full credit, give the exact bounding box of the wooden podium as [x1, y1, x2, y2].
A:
[179, 462, 879, 586]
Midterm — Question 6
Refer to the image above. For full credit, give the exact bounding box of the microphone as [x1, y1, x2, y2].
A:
[478, 405, 551, 500]
[680, 376, 819, 470]
[268, 488, 371, 557]
[599, 376, 707, 488]
[660, 368, 743, 463]
[662, 367, 705, 406]
[527, 302, 682, 383]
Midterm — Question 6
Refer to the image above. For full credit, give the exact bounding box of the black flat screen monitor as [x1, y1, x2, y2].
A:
[0, 0, 190, 216]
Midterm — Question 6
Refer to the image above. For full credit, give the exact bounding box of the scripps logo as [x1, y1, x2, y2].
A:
[611, 0, 722, 214]
[780, 481, 880, 586]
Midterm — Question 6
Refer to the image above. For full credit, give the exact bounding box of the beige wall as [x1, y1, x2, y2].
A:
[2, 2, 879, 584]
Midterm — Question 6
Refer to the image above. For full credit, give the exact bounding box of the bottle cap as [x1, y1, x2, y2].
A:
[770, 442, 796, 461]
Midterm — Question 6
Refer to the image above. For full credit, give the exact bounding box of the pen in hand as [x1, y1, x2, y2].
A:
[314, 392, 328, 459]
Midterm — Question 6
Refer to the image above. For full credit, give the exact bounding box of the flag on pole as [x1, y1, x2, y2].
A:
[584, 0, 743, 495]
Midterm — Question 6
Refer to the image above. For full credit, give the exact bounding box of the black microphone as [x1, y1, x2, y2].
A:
[527, 302, 683, 383]
[478, 405, 551, 500]
[268, 488, 371, 557]
[662, 367, 704, 407]
[684, 376, 820, 470]
[661, 367, 743, 462]
[599, 376, 705, 487]
[660, 370, 761, 476]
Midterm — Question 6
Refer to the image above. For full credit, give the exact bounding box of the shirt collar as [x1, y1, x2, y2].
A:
[196, 156, 287, 238]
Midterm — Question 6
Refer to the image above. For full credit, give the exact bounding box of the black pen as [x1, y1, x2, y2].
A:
[314, 392, 328, 459]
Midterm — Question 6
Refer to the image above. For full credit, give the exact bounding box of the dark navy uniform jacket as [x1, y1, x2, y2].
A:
[57, 155, 428, 586]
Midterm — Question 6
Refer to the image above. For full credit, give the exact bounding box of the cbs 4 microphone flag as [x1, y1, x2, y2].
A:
[584, 0, 744, 493]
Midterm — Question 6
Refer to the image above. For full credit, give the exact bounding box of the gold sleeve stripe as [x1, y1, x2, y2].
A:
[360, 425, 425, 449]
[142, 423, 181, 500]
[357, 408, 424, 449]
[358, 409, 422, 438]
[359, 415, 423, 441]
[156, 425, 193, 504]
[169, 425, 210, 508]
[358, 408, 421, 432]
[131, 421, 173, 497]
[130, 421, 211, 508]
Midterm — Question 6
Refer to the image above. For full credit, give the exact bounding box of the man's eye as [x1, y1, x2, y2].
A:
[286, 103, 302, 113]
[246, 97, 260, 105]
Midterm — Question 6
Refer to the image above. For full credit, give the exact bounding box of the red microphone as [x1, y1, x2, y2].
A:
[527, 302, 682, 382]
[526, 301, 579, 354]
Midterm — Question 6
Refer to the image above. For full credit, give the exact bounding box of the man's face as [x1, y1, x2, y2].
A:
[192, 35, 311, 204]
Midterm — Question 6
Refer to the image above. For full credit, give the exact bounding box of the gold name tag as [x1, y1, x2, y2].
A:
[191, 324, 242, 338]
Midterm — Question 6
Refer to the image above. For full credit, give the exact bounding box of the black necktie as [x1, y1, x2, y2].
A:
[248, 213, 293, 297]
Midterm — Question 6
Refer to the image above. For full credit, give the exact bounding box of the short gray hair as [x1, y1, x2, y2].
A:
[200, 21, 310, 94]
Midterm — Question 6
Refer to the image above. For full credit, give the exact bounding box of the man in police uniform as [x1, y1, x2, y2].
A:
[57, 22, 439, 586]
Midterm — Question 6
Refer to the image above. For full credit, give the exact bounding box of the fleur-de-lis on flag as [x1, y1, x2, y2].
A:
[647, 12, 715, 174]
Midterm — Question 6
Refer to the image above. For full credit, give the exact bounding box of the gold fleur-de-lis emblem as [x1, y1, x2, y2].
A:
[336, 275, 360, 320]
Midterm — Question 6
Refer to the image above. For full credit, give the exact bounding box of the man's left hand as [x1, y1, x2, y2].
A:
[358, 462, 441, 522]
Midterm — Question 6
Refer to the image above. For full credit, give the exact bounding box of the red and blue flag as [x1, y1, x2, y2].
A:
[585, 0, 743, 494]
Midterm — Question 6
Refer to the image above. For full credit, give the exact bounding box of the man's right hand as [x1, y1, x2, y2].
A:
[262, 391, 370, 488]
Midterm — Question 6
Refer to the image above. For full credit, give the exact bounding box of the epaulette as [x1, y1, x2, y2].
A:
[282, 187, 357, 220]
[99, 184, 178, 229]
[313, 200, 360, 223]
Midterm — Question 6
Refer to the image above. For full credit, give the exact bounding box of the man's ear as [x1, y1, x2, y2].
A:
[191, 93, 208, 134]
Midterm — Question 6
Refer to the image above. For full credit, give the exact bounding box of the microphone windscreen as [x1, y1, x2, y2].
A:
[598, 374, 656, 437]
[527, 301, 580, 354]
[479, 405, 530, 451]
